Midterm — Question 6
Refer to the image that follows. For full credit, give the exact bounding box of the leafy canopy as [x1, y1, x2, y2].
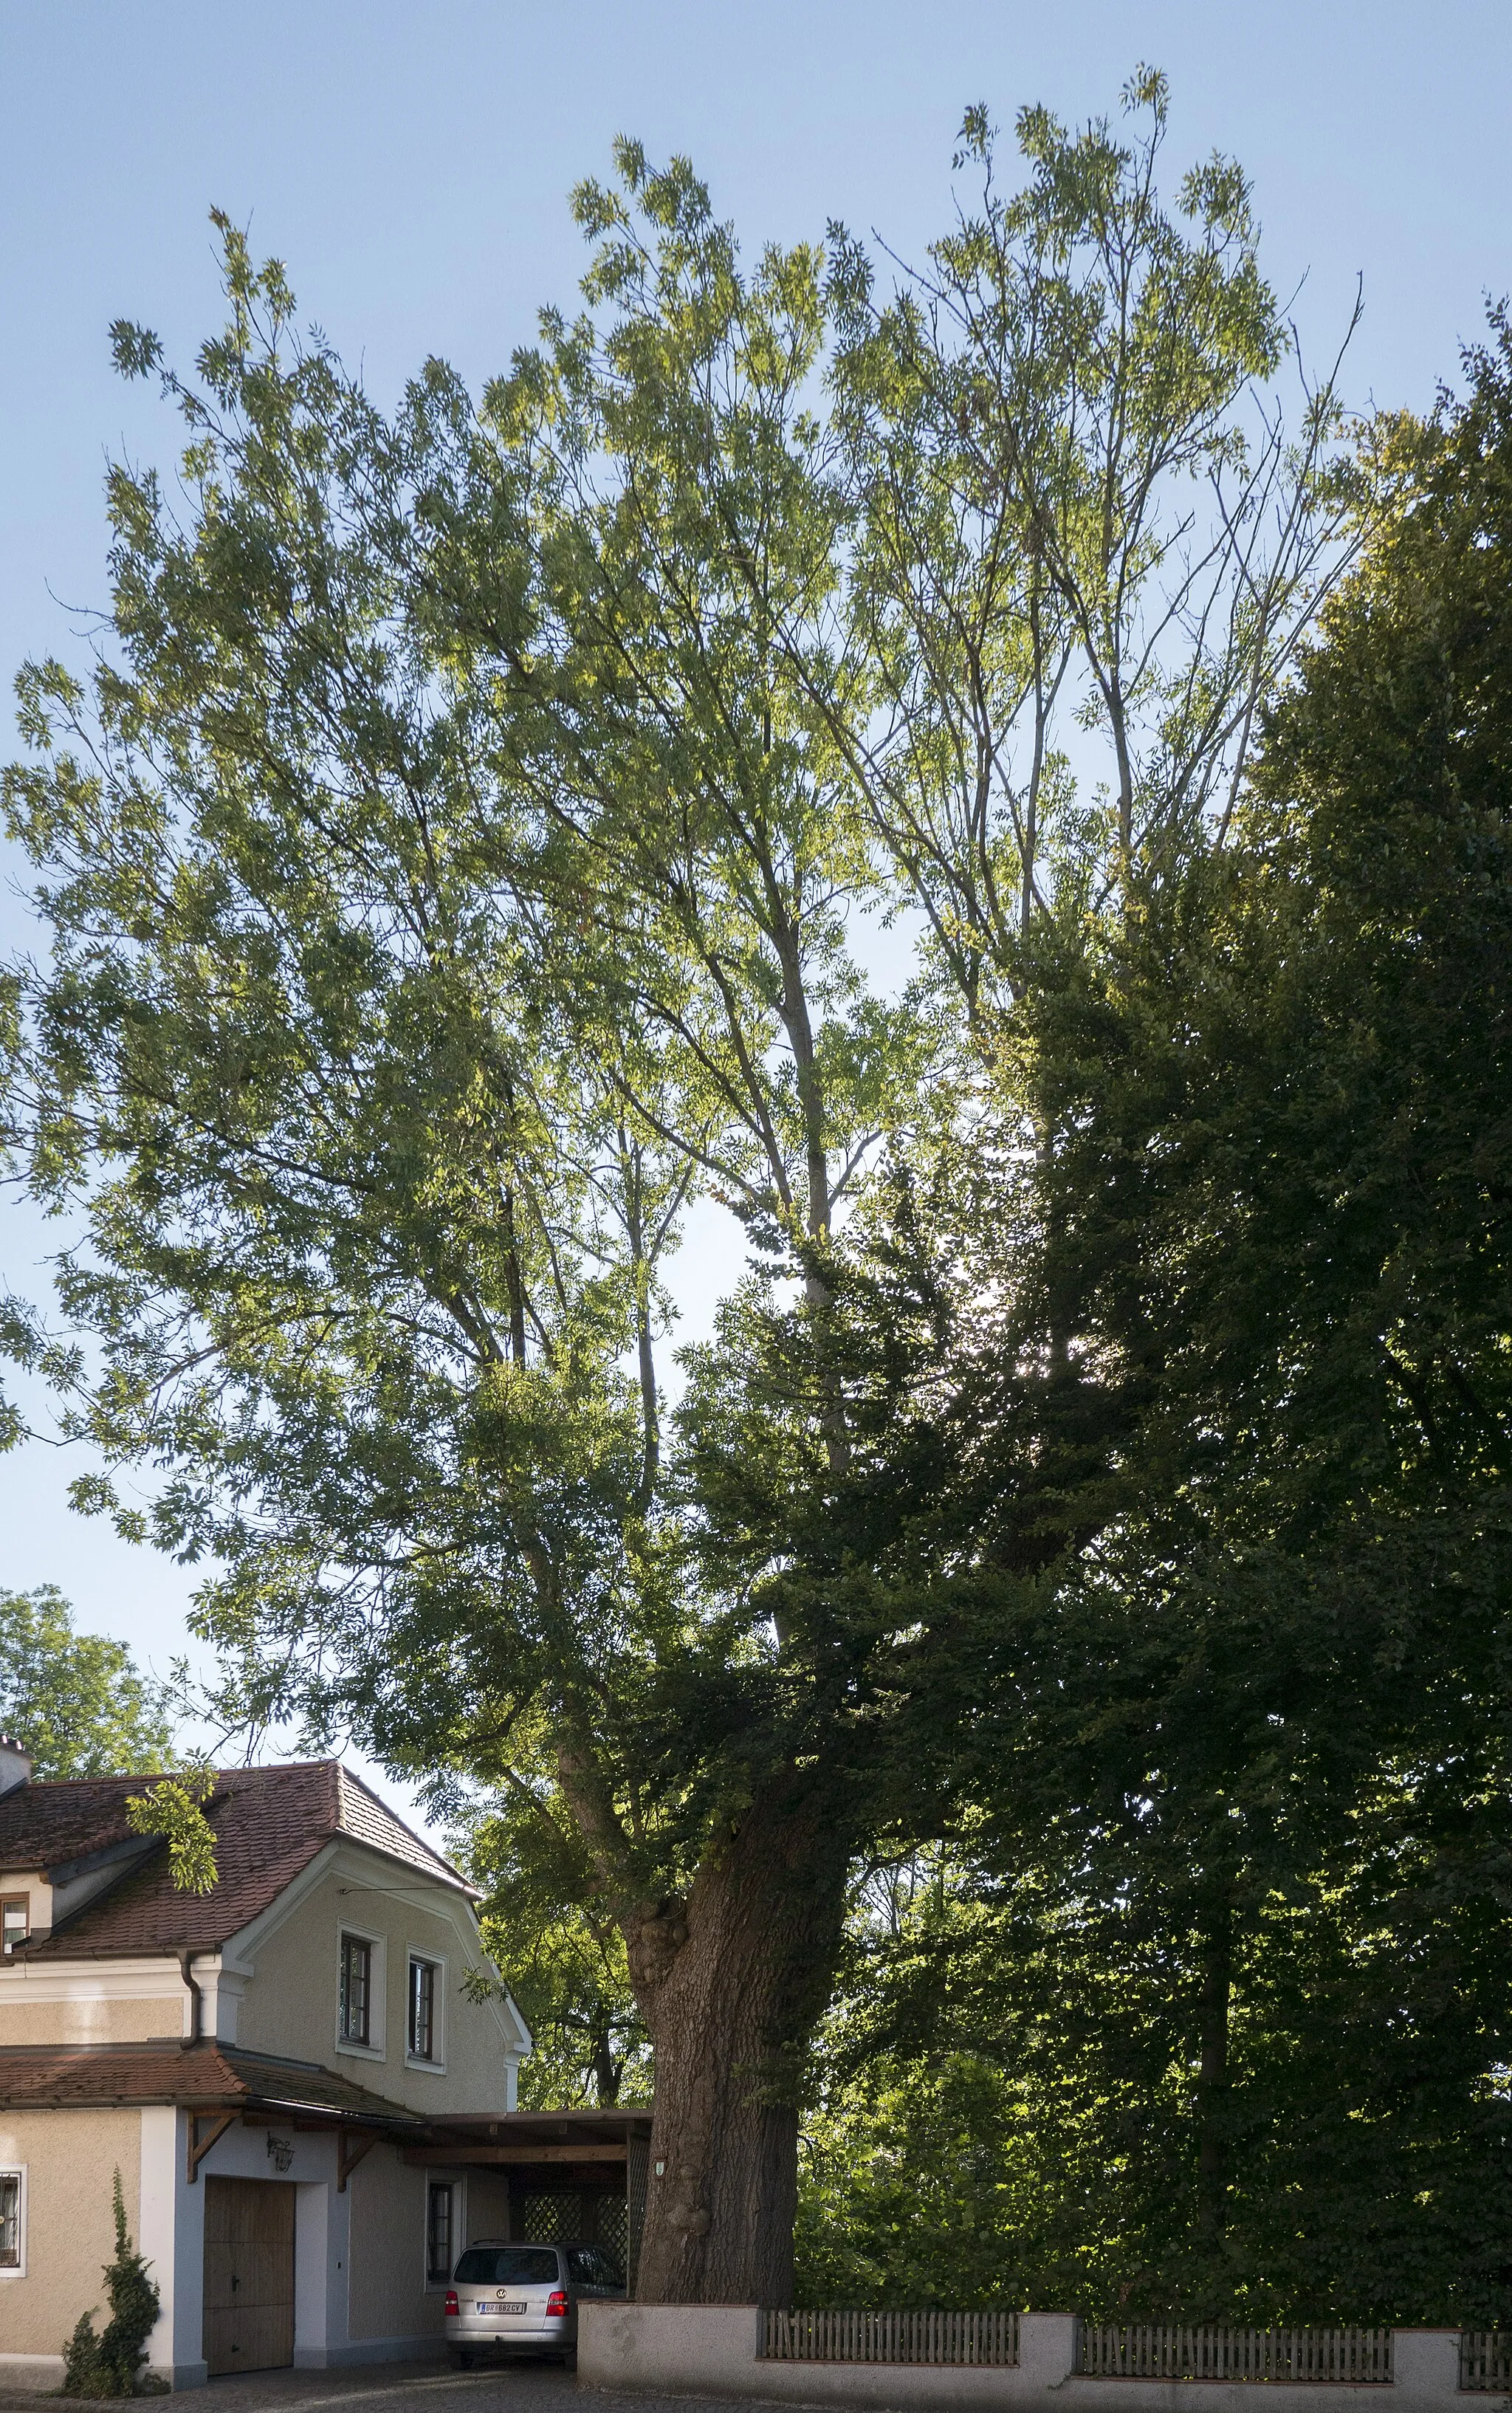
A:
[0, 1585, 173, 1778]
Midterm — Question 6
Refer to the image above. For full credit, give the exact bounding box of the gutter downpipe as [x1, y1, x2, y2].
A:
[179, 1949, 202, 2043]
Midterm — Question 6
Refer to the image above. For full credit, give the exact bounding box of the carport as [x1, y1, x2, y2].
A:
[405, 2108, 653, 2288]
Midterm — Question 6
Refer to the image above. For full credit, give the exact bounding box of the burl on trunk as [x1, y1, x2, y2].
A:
[626, 1775, 849, 2305]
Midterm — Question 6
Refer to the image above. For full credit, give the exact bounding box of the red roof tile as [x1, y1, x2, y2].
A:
[0, 2038, 426, 2123]
[0, 1760, 475, 1960]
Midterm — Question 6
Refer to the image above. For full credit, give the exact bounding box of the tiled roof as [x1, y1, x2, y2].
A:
[0, 1774, 145, 1872]
[0, 1760, 475, 1960]
[0, 2038, 426, 2124]
[334, 1764, 473, 1890]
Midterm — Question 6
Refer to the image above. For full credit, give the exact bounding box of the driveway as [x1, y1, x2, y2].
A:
[0, 2360, 800, 2413]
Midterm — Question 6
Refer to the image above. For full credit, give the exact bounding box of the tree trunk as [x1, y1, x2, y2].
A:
[1195, 1892, 1234, 2239]
[625, 1771, 850, 2305]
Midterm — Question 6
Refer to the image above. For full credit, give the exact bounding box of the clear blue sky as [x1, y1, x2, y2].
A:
[1, 0, 1508, 1797]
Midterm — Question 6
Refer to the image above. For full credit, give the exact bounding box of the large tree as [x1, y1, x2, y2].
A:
[796, 310, 1512, 2318]
[1, 80, 1350, 2301]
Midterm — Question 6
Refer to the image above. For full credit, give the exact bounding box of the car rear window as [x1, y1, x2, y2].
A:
[453, 2247, 560, 2285]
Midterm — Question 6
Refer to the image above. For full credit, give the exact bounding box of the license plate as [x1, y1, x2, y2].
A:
[478, 2300, 527, 2314]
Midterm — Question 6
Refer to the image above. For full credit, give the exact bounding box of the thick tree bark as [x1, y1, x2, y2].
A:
[625, 1771, 850, 2305]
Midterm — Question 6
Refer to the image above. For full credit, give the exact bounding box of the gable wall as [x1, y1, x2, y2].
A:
[232, 1845, 520, 2115]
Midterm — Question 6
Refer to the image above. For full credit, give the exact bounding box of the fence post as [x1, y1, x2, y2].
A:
[1391, 2330, 1461, 2409]
[1019, 2313, 1079, 2389]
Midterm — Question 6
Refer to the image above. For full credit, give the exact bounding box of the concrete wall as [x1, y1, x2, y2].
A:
[0, 2106, 141, 2387]
[576, 2310, 1471, 2413]
[172, 2118, 487, 2379]
[232, 1848, 520, 2115]
[341, 2148, 511, 2341]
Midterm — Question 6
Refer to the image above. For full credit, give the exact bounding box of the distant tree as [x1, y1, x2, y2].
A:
[0, 1586, 173, 1777]
[461, 1791, 650, 2108]
[799, 1826, 1512, 2324]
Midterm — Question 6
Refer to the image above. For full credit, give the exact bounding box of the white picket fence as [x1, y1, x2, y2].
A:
[1078, 2327, 1394, 2383]
[1459, 2334, 1512, 2392]
[760, 2309, 1020, 2366]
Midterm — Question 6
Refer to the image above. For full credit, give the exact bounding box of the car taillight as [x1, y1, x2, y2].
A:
[546, 2289, 568, 2317]
[444, 2291, 458, 2316]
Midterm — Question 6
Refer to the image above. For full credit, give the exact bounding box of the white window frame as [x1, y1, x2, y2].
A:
[406, 1949, 447, 2072]
[0, 2163, 27, 2279]
[336, 1925, 386, 2060]
[1, 1891, 29, 1957]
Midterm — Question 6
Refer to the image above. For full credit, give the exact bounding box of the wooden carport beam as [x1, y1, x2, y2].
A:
[403, 2141, 629, 2166]
[187, 2110, 238, 2183]
[337, 2129, 378, 2191]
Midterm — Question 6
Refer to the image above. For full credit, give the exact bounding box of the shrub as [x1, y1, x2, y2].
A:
[61, 2170, 163, 2397]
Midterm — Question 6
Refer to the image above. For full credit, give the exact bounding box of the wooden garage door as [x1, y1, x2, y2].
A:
[203, 2177, 295, 2377]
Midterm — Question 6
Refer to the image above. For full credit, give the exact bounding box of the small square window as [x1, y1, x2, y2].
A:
[426, 2181, 453, 2286]
[1, 1897, 27, 1957]
[339, 1934, 371, 2045]
[0, 2169, 22, 2271]
[409, 1957, 439, 2062]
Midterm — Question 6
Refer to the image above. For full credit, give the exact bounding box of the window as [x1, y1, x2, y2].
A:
[425, 2181, 453, 2286]
[1, 1896, 27, 1957]
[453, 2245, 559, 2286]
[408, 1956, 439, 2062]
[0, 2168, 24, 2275]
[339, 1933, 371, 2045]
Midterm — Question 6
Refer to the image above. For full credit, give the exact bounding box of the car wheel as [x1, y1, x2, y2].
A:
[450, 2350, 474, 2370]
[560, 2348, 578, 2373]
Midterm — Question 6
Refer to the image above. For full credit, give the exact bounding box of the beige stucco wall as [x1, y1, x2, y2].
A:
[0, 2109, 141, 2357]
[0, 1875, 52, 1940]
[233, 1853, 519, 2115]
[0, 1994, 180, 2046]
[340, 2149, 516, 2340]
[344, 2143, 448, 2344]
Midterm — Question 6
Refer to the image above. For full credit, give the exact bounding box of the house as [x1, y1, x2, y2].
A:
[0, 1740, 651, 2389]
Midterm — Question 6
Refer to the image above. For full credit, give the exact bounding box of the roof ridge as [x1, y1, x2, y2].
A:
[333, 1762, 472, 1887]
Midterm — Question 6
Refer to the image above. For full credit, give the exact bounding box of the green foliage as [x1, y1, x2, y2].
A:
[0, 77, 1399, 2305]
[0, 1586, 173, 1777]
[61, 2169, 163, 2397]
[825, 71, 1358, 1016]
[797, 312, 1512, 2323]
[458, 1783, 650, 2106]
[799, 1838, 1512, 2323]
[63, 2311, 116, 2400]
[126, 1765, 218, 1894]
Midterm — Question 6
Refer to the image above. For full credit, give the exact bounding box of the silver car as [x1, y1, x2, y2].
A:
[444, 2239, 625, 2367]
